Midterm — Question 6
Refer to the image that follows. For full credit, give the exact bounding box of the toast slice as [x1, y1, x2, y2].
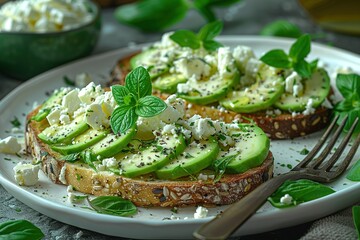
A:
[26, 105, 274, 207]
[108, 52, 332, 139]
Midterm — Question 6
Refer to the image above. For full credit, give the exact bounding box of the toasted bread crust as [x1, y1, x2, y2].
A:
[26, 107, 273, 207]
[109, 53, 331, 139]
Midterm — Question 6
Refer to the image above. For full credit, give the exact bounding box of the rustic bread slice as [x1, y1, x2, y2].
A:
[26, 107, 274, 207]
[108, 53, 331, 139]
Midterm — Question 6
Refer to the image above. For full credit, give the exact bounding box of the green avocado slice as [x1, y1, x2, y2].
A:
[155, 137, 219, 180]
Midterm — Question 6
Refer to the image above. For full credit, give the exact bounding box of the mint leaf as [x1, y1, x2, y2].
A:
[198, 20, 223, 41]
[260, 20, 302, 38]
[346, 159, 360, 181]
[110, 105, 137, 134]
[88, 196, 137, 217]
[336, 73, 360, 98]
[293, 59, 312, 78]
[268, 179, 335, 208]
[170, 30, 200, 49]
[203, 40, 223, 51]
[111, 85, 130, 105]
[135, 95, 167, 117]
[289, 34, 311, 61]
[260, 49, 291, 68]
[125, 66, 152, 99]
[0, 220, 44, 240]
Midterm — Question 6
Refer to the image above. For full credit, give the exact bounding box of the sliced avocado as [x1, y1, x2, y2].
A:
[32, 88, 70, 122]
[221, 124, 270, 173]
[220, 67, 284, 113]
[51, 128, 109, 155]
[130, 49, 169, 79]
[178, 70, 240, 105]
[274, 68, 330, 112]
[155, 137, 219, 180]
[90, 126, 137, 158]
[152, 73, 187, 94]
[115, 133, 186, 178]
[38, 115, 89, 144]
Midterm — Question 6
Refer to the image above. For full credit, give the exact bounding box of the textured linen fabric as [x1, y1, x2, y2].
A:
[300, 205, 359, 240]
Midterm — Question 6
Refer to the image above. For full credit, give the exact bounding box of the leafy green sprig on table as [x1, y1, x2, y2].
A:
[114, 0, 242, 32]
[260, 34, 317, 78]
[110, 66, 167, 134]
[0, 219, 44, 240]
[170, 20, 223, 51]
[87, 196, 137, 217]
[333, 73, 360, 133]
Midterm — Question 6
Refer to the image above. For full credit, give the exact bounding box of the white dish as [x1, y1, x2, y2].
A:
[0, 36, 359, 239]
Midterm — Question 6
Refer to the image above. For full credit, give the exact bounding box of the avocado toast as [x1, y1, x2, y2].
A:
[109, 26, 332, 139]
[26, 67, 273, 207]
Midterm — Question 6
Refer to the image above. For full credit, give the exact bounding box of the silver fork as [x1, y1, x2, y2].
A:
[194, 115, 360, 240]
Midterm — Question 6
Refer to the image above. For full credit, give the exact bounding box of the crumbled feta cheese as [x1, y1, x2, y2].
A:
[67, 185, 86, 203]
[159, 96, 185, 123]
[280, 194, 293, 205]
[161, 124, 177, 135]
[217, 47, 235, 77]
[174, 57, 211, 80]
[13, 162, 40, 186]
[85, 103, 109, 130]
[285, 71, 304, 97]
[0, 136, 22, 154]
[232, 45, 255, 72]
[46, 108, 61, 126]
[78, 82, 104, 105]
[302, 98, 315, 115]
[187, 115, 216, 140]
[102, 157, 117, 168]
[62, 89, 81, 115]
[0, 0, 96, 32]
[59, 112, 71, 125]
[194, 206, 208, 219]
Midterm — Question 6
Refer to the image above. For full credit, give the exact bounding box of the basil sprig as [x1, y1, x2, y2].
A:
[114, 0, 242, 32]
[110, 67, 167, 134]
[0, 220, 44, 240]
[87, 196, 137, 217]
[268, 179, 335, 208]
[170, 20, 223, 51]
[334, 73, 360, 133]
[260, 34, 317, 78]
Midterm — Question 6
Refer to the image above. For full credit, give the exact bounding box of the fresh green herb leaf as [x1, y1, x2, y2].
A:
[353, 206, 360, 238]
[114, 0, 189, 32]
[268, 179, 335, 208]
[260, 34, 314, 78]
[111, 85, 130, 105]
[198, 20, 223, 41]
[135, 95, 167, 117]
[61, 153, 80, 162]
[170, 21, 223, 51]
[110, 105, 137, 134]
[170, 30, 201, 49]
[10, 117, 21, 128]
[289, 34, 311, 61]
[260, 49, 292, 68]
[171, 207, 178, 214]
[125, 66, 152, 99]
[0, 219, 44, 240]
[299, 148, 309, 155]
[333, 73, 360, 133]
[87, 196, 137, 217]
[212, 155, 236, 182]
[63, 76, 75, 86]
[260, 20, 303, 38]
[346, 159, 360, 181]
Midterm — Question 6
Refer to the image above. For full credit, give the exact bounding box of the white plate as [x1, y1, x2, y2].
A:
[0, 36, 359, 239]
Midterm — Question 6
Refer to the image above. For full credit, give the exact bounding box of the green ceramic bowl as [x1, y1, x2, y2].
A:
[0, 1, 101, 81]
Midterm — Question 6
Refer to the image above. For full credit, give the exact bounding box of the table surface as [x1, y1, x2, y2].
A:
[1, 0, 359, 239]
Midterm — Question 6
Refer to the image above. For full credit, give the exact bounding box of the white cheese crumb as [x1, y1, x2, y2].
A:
[59, 165, 67, 184]
[280, 194, 293, 205]
[0, 136, 22, 154]
[62, 89, 81, 115]
[194, 206, 208, 219]
[13, 162, 40, 186]
[302, 98, 315, 115]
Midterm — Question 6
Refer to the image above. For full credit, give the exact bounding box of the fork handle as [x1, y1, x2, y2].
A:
[193, 171, 304, 240]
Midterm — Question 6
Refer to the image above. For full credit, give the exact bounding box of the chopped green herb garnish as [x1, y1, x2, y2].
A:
[11, 117, 21, 128]
[299, 148, 309, 155]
